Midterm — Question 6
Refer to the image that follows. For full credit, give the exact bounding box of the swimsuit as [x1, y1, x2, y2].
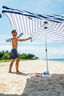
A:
[11, 49, 18, 59]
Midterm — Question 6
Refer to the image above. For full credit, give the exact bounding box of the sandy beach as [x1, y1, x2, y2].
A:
[0, 60, 64, 96]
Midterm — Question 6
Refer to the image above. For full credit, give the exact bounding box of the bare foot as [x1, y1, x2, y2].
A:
[8, 71, 12, 73]
[16, 71, 23, 74]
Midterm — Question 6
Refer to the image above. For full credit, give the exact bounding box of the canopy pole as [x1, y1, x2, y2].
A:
[43, 20, 50, 74]
[44, 27, 49, 73]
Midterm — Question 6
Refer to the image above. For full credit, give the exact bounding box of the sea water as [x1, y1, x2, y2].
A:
[48, 59, 64, 62]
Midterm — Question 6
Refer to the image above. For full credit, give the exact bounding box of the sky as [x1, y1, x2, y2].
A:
[0, 0, 64, 59]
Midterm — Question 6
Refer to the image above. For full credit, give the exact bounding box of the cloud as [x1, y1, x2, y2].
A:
[48, 47, 64, 58]
[0, 45, 11, 51]
[0, 42, 64, 59]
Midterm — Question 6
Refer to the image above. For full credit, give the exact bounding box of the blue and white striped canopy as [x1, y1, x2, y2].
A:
[0, 14, 2, 18]
[2, 6, 64, 42]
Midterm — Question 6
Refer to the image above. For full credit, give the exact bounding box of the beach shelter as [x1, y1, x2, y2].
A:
[0, 14, 2, 18]
[1, 6, 64, 77]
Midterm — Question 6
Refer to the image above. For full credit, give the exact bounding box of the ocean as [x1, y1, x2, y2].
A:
[48, 59, 64, 62]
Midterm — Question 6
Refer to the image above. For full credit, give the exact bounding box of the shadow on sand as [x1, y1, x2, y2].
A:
[0, 74, 64, 96]
[0, 94, 18, 96]
[9, 72, 29, 76]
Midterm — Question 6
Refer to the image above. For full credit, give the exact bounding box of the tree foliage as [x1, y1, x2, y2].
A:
[2, 53, 10, 60]
[0, 50, 38, 60]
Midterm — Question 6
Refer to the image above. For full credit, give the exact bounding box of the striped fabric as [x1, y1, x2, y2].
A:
[0, 14, 2, 18]
[2, 6, 64, 42]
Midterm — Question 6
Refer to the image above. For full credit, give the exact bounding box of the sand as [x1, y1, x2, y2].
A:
[0, 60, 64, 96]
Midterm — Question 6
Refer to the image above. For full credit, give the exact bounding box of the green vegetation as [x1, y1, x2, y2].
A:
[0, 50, 38, 62]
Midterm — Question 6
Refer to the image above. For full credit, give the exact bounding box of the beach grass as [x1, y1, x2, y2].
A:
[0, 60, 11, 62]
[0, 59, 35, 63]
